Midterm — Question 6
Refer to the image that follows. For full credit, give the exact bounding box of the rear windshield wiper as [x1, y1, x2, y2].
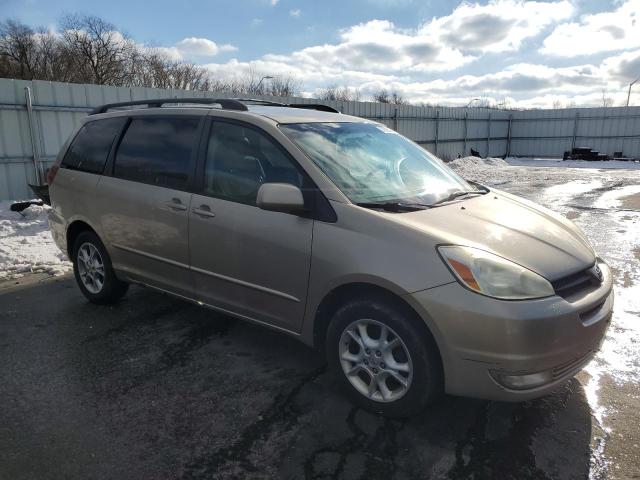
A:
[355, 201, 431, 212]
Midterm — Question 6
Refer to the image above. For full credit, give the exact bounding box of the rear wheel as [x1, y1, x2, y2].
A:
[72, 231, 128, 304]
[326, 297, 441, 417]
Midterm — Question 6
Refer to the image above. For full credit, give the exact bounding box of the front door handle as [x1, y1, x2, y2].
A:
[166, 198, 187, 211]
[192, 205, 215, 218]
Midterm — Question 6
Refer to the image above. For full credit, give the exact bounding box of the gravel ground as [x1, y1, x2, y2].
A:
[1, 161, 638, 479]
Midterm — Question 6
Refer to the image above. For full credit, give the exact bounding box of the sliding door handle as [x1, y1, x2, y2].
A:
[192, 205, 216, 218]
[166, 198, 187, 211]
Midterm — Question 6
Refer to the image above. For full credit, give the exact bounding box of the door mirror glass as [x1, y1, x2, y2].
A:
[256, 183, 305, 213]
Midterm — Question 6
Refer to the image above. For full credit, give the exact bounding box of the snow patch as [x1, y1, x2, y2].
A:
[507, 157, 640, 170]
[594, 184, 640, 210]
[0, 201, 72, 281]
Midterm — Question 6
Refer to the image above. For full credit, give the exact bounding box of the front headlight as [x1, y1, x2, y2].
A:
[438, 245, 554, 300]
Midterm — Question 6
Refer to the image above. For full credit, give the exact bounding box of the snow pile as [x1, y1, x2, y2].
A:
[0, 201, 72, 281]
[447, 156, 510, 185]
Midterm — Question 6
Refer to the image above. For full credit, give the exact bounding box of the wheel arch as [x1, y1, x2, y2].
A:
[312, 282, 444, 378]
[66, 220, 99, 257]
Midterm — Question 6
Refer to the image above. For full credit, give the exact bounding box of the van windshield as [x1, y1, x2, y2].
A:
[279, 122, 475, 206]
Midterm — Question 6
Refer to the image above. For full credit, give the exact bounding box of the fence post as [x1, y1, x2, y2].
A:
[506, 114, 513, 157]
[571, 112, 579, 151]
[24, 86, 42, 185]
[463, 111, 468, 156]
[486, 113, 491, 158]
[393, 106, 398, 132]
[434, 110, 440, 155]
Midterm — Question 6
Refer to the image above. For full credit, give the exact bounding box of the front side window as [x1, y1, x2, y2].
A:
[280, 122, 473, 205]
[204, 121, 304, 206]
[62, 118, 126, 174]
[114, 117, 200, 190]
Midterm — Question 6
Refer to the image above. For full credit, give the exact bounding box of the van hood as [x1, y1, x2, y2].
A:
[397, 189, 596, 281]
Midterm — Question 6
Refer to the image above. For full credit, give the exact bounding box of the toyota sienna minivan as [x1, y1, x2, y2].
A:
[48, 98, 613, 416]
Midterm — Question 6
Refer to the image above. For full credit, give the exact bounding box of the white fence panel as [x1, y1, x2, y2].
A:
[2, 78, 640, 200]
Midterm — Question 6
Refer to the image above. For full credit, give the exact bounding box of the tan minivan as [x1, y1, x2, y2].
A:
[48, 98, 613, 416]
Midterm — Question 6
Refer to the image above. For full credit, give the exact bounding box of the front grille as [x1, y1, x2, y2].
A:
[552, 265, 601, 299]
[552, 350, 594, 380]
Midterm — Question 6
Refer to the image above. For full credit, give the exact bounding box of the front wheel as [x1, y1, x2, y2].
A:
[72, 231, 128, 304]
[326, 297, 442, 417]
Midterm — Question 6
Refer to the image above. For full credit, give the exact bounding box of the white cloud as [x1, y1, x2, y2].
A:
[422, 0, 574, 53]
[270, 0, 279, 5]
[174, 37, 237, 57]
[290, 9, 301, 17]
[541, 0, 640, 56]
[261, 19, 476, 73]
[183, 1, 636, 107]
[601, 49, 640, 83]
[152, 46, 183, 61]
[251, 18, 264, 28]
[200, 1, 575, 93]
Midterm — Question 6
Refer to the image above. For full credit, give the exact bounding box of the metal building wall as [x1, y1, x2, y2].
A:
[1, 78, 640, 201]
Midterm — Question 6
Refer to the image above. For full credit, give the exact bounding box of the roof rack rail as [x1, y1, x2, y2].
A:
[231, 98, 339, 113]
[90, 98, 248, 115]
[232, 98, 286, 106]
[287, 103, 340, 113]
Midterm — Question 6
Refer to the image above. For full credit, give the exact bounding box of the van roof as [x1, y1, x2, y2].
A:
[88, 98, 368, 125]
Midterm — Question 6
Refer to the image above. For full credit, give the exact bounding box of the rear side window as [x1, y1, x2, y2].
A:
[62, 118, 126, 174]
[114, 117, 200, 190]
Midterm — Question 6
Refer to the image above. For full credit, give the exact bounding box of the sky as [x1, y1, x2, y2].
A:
[2, 0, 640, 108]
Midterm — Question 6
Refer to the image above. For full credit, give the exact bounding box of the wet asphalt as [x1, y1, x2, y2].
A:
[1, 165, 639, 480]
[0, 275, 594, 480]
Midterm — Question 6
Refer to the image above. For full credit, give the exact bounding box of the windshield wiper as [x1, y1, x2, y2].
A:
[431, 189, 485, 206]
[355, 201, 430, 212]
[467, 180, 490, 193]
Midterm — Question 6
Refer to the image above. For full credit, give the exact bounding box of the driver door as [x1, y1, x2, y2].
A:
[188, 120, 314, 332]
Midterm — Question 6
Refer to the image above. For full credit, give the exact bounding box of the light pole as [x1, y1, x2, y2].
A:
[466, 98, 481, 107]
[626, 75, 640, 107]
[256, 75, 274, 93]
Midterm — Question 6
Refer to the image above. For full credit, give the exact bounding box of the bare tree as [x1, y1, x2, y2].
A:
[1, 15, 303, 98]
[0, 20, 39, 79]
[601, 88, 613, 108]
[265, 75, 301, 97]
[318, 85, 361, 102]
[372, 88, 407, 104]
[552, 99, 563, 109]
[60, 14, 137, 86]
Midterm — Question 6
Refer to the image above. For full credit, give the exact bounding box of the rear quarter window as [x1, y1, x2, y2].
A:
[62, 117, 127, 174]
[113, 117, 200, 190]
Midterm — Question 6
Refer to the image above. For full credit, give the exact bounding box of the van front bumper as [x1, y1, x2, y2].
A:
[405, 259, 613, 401]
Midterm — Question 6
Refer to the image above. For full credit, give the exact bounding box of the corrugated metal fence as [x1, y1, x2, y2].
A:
[2, 78, 640, 201]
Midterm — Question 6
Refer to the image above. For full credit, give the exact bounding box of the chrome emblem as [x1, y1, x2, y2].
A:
[590, 264, 603, 283]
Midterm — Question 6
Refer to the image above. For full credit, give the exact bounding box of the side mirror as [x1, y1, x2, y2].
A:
[256, 183, 305, 214]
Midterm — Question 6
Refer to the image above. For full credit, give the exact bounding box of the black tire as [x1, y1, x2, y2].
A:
[72, 231, 128, 304]
[326, 297, 442, 417]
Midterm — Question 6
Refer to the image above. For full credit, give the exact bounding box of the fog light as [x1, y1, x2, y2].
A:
[491, 370, 553, 390]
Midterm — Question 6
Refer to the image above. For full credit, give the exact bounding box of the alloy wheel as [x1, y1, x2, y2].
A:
[77, 242, 105, 294]
[338, 319, 413, 402]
